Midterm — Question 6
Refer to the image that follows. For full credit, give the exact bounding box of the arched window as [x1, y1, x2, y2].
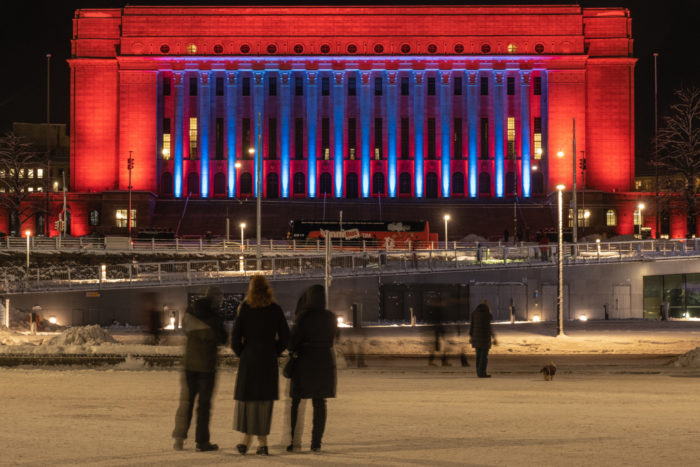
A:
[505, 172, 515, 195]
[606, 209, 617, 227]
[426, 172, 438, 198]
[372, 172, 385, 195]
[186, 172, 199, 196]
[320, 172, 332, 195]
[531, 171, 544, 195]
[240, 172, 253, 194]
[213, 172, 226, 196]
[452, 172, 465, 195]
[399, 172, 412, 195]
[346, 173, 359, 199]
[478, 172, 491, 195]
[293, 172, 305, 196]
[160, 172, 173, 196]
[266, 173, 279, 198]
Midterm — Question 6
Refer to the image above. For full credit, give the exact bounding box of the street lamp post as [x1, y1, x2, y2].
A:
[240, 222, 246, 251]
[653, 52, 660, 239]
[25, 230, 31, 271]
[127, 151, 134, 237]
[638, 203, 646, 239]
[556, 184, 566, 336]
[443, 214, 450, 250]
[45, 53, 51, 237]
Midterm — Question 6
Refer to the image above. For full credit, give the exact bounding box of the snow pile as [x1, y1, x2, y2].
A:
[672, 347, 700, 368]
[44, 325, 118, 347]
[0, 328, 27, 346]
[114, 355, 147, 370]
[460, 234, 487, 243]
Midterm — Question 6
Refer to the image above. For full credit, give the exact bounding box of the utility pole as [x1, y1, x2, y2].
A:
[128, 152, 134, 237]
[513, 153, 518, 241]
[572, 118, 577, 244]
[256, 112, 262, 269]
[45, 53, 52, 237]
[654, 52, 660, 239]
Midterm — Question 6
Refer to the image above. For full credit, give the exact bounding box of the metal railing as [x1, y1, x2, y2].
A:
[2, 238, 700, 294]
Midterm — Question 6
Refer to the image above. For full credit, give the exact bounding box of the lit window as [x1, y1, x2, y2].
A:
[569, 209, 590, 227]
[533, 117, 542, 160]
[19, 169, 24, 179]
[28, 187, 34, 192]
[28, 169, 34, 178]
[0, 169, 5, 178]
[37, 187, 43, 192]
[89, 210, 100, 226]
[162, 133, 171, 160]
[187, 43, 197, 54]
[115, 209, 136, 228]
[37, 168, 44, 178]
[189, 117, 198, 159]
[633, 209, 642, 226]
[606, 209, 617, 226]
[507, 117, 515, 158]
[507, 43, 517, 54]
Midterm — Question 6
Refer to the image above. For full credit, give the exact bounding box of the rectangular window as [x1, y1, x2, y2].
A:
[28, 169, 34, 178]
[427, 77, 436, 96]
[115, 209, 136, 228]
[401, 76, 409, 96]
[533, 117, 542, 159]
[507, 77, 515, 96]
[215, 77, 224, 96]
[427, 118, 436, 159]
[606, 209, 617, 226]
[188, 117, 198, 159]
[454, 118, 462, 159]
[268, 118, 277, 159]
[401, 117, 409, 159]
[480, 77, 488, 96]
[215, 118, 224, 160]
[507, 117, 516, 158]
[348, 118, 357, 159]
[454, 77, 463, 96]
[348, 77, 356, 96]
[480, 117, 489, 159]
[295, 76, 303, 96]
[322, 77, 330, 96]
[295, 118, 304, 160]
[569, 209, 590, 228]
[189, 77, 197, 96]
[242, 118, 251, 157]
[534, 76, 542, 96]
[37, 168, 44, 178]
[163, 77, 171, 96]
[374, 118, 383, 158]
[242, 77, 251, 96]
[322, 118, 330, 158]
[374, 77, 383, 96]
[162, 118, 171, 160]
[269, 76, 277, 96]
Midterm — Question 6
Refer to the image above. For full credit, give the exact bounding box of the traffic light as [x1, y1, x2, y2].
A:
[578, 158, 587, 171]
[127, 158, 135, 170]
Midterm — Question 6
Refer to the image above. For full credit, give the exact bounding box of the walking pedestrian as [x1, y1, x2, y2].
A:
[172, 286, 227, 452]
[469, 299, 497, 378]
[231, 275, 290, 456]
[287, 285, 337, 453]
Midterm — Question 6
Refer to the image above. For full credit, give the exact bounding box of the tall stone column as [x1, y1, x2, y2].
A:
[173, 71, 184, 198]
[540, 70, 549, 192]
[226, 71, 237, 198]
[306, 71, 318, 197]
[413, 71, 425, 197]
[360, 71, 371, 197]
[467, 71, 479, 198]
[280, 71, 291, 198]
[333, 71, 345, 197]
[520, 71, 531, 197]
[253, 71, 265, 197]
[199, 71, 211, 198]
[439, 70, 452, 198]
[386, 71, 398, 197]
[494, 70, 505, 197]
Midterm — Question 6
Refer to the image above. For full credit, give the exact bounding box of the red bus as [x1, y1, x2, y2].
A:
[287, 220, 437, 248]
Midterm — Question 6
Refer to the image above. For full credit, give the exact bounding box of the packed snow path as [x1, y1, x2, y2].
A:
[2, 356, 699, 466]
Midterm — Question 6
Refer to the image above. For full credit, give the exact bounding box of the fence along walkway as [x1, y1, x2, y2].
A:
[2, 239, 700, 294]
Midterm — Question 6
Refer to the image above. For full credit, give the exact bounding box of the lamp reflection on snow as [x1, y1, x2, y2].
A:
[532, 315, 541, 322]
[578, 314, 588, 322]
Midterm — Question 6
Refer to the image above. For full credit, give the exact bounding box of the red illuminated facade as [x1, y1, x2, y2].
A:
[10, 5, 679, 239]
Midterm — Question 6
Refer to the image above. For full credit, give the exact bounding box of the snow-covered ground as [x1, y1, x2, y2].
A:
[1, 353, 700, 466]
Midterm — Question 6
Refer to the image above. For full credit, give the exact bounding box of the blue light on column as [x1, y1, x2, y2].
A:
[226, 72, 237, 198]
[413, 71, 424, 198]
[360, 72, 370, 198]
[173, 72, 184, 198]
[307, 71, 317, 198]
[468, 72, 478, 198]
[520, 71, 531, 198]
[253, 71, 264, 197]
[333, 72, 344, 198]
[440, 71, 451, 198]
[199, 71, 210, 198]
[494, 72, 504, 198]
[280, 71, 290, 198]
[387, 72, 397, 197]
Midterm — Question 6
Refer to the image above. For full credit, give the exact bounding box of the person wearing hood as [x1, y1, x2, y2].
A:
[172, 286, 227, 452]
[287, 285, 337, 453]
[469, 299, 497, 378]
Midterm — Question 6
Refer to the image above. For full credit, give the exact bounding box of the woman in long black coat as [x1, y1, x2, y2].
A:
[231, 275, 290, 456]
[469, 299, 497, 378]
[287, 285, 337, 452]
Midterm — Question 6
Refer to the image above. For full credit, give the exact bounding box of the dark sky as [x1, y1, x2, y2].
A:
[1, 0, 698, 169]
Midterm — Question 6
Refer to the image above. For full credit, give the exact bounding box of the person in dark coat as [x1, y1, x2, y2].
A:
[469, 299, 497, 378]
[287, 284, 337, 452]
[172, 286, 227, 452]
[231, 275, 290, 456]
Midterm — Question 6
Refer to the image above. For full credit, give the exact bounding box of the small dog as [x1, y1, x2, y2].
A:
[540, 362, 557, 381]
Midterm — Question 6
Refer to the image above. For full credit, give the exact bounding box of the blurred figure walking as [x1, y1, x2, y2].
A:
[231, 275, 290, 456]
[469, 299, 497, 378]
[287, 285, 337, 452]
[172, 286, 227, 452]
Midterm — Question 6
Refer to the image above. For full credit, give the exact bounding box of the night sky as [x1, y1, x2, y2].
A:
[1, 0, 697, 170]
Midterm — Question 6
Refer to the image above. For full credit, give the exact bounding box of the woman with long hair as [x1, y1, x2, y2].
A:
[231, 275, 290, 455]
[287, 284, 337, 452]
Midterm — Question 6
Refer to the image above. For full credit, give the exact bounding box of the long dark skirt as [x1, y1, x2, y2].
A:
[234, 400, 273, 436]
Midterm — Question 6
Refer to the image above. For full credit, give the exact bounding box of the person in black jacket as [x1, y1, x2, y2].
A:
[469, 299, 497, 378]
[287, 285, 337, 452]
[231, 275, 290, 456]
[172, 286, 227, 452]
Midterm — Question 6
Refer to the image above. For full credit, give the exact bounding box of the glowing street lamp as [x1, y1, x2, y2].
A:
[240, 222, 246, 251]
[443, 214, 450, 250]
[556, 184, 566, 336]
[637, 203, 646, 238]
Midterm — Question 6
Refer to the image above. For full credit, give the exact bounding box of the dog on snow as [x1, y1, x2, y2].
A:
[540, 362, 557, 381]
